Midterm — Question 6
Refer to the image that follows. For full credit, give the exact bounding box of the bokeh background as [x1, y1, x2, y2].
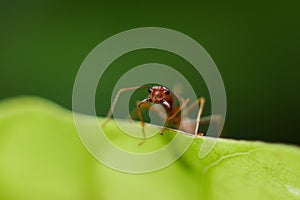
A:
[0, 0, 299, 145]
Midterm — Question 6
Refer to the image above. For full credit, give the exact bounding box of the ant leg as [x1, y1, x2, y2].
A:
[132, 103, 166, 120]
[102, 86, 148, 128]
[188, 97, 206, 136]
[173, 92, 185, 103]
[137, 101, 168, 142]
[136, 97, 165, 145]
[128, 102, 169, 139]
[168, 98, 190, 120]
[160, 126, 167, 135]
[160, 98, 190, 135]
[199, 114, 224, 137]
[183, 97, 223, 136]
[181, 97, 204, 118]
[136, 101, 146, 145]
[194, 97, 206, 136]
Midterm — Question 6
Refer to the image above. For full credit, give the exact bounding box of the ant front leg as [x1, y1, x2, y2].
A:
[136, 103, 166, 120]
[102, 86, 148, 128]
[136, 99, 148, 145]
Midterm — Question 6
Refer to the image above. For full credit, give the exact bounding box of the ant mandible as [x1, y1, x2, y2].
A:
[102, 85, 216, 145]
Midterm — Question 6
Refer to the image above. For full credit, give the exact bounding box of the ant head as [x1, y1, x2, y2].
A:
[147, 86, 173, 109]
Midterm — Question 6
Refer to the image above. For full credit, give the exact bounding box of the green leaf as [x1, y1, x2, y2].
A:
[0, 97, 299, 200]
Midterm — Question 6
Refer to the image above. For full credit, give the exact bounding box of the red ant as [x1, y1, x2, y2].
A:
[102, 85, 219, 145]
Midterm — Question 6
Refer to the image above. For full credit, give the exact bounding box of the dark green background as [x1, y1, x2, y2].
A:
[1, 1, 299, 144]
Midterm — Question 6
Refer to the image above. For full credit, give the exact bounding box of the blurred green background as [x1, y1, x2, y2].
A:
[0, 0, 299, 145]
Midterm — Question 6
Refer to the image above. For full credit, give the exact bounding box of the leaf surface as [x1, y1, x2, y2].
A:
[0, 97, 299, 200]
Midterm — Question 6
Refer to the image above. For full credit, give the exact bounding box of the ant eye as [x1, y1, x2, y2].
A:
[165, 90, 170, 95]
[148, 88, 152, 93]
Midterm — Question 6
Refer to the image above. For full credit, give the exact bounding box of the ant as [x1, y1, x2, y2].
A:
[102, 85, 220, 145]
